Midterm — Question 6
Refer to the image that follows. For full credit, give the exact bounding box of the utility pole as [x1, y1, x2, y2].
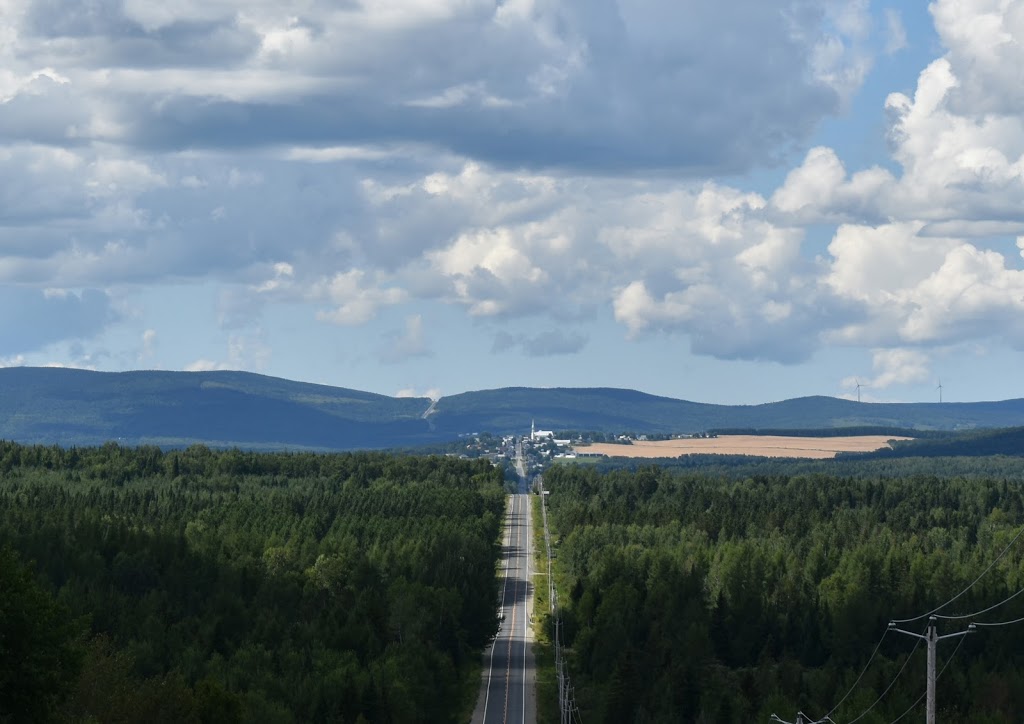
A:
[888, 616, 975, 723]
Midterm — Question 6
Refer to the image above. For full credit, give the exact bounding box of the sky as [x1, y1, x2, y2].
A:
[2, 0, 1024, 405]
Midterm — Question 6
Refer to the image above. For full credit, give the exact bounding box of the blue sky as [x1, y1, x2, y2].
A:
[2, 0, 1024, 405]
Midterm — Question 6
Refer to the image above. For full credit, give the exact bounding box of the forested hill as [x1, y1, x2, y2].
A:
[3, 367, 1024, 449]
[0, 367, 433, 449]
[430, 387, 1024, 435]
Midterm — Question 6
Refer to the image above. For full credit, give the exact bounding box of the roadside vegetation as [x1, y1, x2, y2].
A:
[530, 497, 558, 724]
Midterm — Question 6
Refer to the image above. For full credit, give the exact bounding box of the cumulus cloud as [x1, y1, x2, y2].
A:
[313, 270, 406, 326]
[929, 0, 1024, 115]
[865, 348, 933, 389]
[395, 386, 442, 401]
[601, 184, 838, 362]
[5, 0, 867, 172]
[2, 0, 1024, 398]
[771, 146, 893, 223]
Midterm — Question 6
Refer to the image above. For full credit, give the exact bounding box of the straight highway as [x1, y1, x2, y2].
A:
[472, 443, 535, 724]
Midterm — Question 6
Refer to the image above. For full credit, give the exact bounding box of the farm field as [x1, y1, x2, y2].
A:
[577, 434, 911, 459]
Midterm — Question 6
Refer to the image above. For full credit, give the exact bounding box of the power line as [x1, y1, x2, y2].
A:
[888, 691, 924, 724]
[800, 626, 913, 724]
[934, 583, 1024, 620]
[808, 628, 890, 721]
[887, 631, 967, 724]
[779, 519, 1024, 723]
[891, 523, 1024, 624]
[973, 615, 1024, 627]
[886, 616, 975, 724]
[842, 634, 922, 724]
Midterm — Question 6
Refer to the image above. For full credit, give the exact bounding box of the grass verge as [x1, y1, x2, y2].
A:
[531, 493, 559, 724]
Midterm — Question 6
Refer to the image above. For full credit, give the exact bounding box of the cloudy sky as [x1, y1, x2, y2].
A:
[2, 0, 1024, 404]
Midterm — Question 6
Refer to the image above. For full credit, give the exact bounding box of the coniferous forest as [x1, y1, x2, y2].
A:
[544, 460, 1024, 723]
[7, 436, 1024, 724]
[0, 442, 505, 723]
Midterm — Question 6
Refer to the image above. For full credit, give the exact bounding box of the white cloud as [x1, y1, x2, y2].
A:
[395, 386, 441, 400]
[865, 348, 932, 389]
[428, 228, 549, 317]
[930, 0, 1024, 114]
[185, 358, 222, 372]
[5, 0, 868, 172]
[900, 244, 1024, 345]
[256, 262, 295, 293]
[826, 222, 958, 306]
[771, 146, 893, 222]
[87, 158, 167, 197]
[313, 270, 406, 325]
[2, 0, 1024, 399]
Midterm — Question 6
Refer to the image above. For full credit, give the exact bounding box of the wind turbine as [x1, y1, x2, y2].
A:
[936, 378, 943, 403]
[854, 379, 864, 403]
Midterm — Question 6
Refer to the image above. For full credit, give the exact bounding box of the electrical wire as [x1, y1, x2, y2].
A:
[572, 706, 584, 724]
[841, 634, 922, 724]
[886, 691, 923, 724]
[886, 629, 967, 724]
[973, 615, 1024, 627]
[808, 628, 890, 721]
[934, 584, 1024, 620]
[891, 523, 1024, 624]
[798, 523, 1024, 723]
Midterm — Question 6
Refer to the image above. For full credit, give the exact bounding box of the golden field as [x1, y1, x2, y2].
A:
[576, 435, 911, 460]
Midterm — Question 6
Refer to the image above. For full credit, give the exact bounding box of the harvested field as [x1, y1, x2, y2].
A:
[576, 435, 912, 460]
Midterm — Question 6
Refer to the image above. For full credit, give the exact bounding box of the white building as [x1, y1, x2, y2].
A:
[531, 420, 554, 440]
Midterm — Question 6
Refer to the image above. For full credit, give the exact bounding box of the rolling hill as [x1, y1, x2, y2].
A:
[0, 367, 434, 450]
[2, 368, 1024, 450]
[429, 387, 1024, 436]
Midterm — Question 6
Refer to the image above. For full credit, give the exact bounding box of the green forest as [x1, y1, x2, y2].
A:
[0, 442, 505, 723]
[543, 460, 1024, 723]
[7, 435, 1024, 724]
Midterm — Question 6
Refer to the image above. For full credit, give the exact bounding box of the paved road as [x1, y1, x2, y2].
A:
[471, 446, 535, 724]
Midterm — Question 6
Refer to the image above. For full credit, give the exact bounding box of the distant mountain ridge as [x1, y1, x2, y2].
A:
[2, 368, 1024, 450]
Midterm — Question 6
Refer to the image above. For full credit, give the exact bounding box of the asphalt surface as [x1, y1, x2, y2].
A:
[471, 449, 536, 724]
